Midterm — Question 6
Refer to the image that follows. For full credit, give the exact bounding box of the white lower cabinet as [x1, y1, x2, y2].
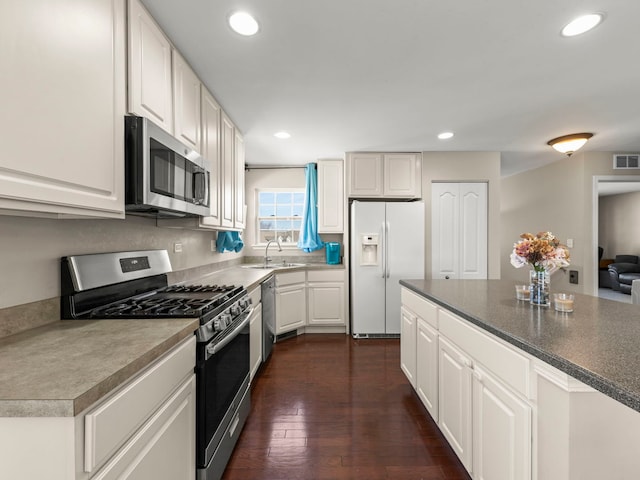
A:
[472, 365, 531, 480]
[400, 307, 417, 388]
[401, 286, 532, 480]
[438, 335, 473, 473]
[249, 302, 263, 381]
[416, 318, 439, 421]
[307, 270, 345, 327]
[275, 271, 306, 335]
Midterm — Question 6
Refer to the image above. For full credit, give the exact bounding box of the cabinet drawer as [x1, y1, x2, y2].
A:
[401, 288, 438, 328]
[439, 309, 530, 398]
[84, 335, 196, 473]
[276, 271, 306, 287]
[307, 269, 344, 282]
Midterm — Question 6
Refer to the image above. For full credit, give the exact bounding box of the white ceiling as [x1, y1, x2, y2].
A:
[141, 0, 640, 177]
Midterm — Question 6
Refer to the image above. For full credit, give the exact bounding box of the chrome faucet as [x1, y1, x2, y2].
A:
[264, 239, 282, 267]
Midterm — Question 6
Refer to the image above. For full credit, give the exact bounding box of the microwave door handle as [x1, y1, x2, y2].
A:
[193, 170, 207, 205]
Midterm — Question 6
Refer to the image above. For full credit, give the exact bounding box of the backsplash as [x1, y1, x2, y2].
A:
[0, 214, 241, 310]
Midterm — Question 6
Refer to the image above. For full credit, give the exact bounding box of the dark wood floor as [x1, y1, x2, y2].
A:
[222, 334, 471, 479]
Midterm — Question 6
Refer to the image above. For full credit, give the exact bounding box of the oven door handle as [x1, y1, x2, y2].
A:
[206, 307, 253, 357]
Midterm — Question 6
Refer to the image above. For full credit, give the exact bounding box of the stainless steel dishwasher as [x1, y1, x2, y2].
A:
[261, 275, 276, 361]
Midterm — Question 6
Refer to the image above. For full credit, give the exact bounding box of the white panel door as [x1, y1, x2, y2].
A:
[460, 183, 488, 279]
[432, 182, 487, 280]
[307, 282, 345, 325]
[400, 307, 417, 387]
[432, 183, 460, 279]
[128, 0, 173, 133]
[472, 365, 531, 480]
[438, 336, 473, 473]
[275, 284, 306, 334]
[199, 88, 221, 227]
[172, 52, 201, 151]
[417, 318, 439, 421]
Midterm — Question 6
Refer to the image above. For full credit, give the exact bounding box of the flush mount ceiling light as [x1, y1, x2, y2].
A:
[547, 133, 593, 156]
[437, 132, 454, 140]
[561, 13, 604, 37]
[228, 11, 259, 36]
[274, 131, 291, 139]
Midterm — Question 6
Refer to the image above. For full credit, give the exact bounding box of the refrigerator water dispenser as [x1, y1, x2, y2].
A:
[359, 234, 379, 266]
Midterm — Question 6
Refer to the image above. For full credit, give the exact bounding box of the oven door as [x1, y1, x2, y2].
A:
[196, 309, 251, 469]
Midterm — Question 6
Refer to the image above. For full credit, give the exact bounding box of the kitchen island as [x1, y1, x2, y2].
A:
[400, 279, 640, 480]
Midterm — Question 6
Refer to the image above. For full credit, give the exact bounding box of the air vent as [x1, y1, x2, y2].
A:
[613, 154, 640, 169]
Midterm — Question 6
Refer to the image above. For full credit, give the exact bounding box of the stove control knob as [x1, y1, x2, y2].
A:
[219, 313, 232, 329]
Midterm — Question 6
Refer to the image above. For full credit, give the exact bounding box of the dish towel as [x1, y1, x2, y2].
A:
[297, 163, 324, 253]
[216, 231, 244, 253]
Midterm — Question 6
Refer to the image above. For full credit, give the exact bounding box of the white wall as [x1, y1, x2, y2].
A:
[422, 152, 502, 279]
[0, 214, 240, 309]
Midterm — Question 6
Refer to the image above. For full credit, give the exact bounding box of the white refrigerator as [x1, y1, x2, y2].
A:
[351, 201, 424, 336]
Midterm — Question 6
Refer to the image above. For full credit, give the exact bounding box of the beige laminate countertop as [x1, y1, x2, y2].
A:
[0, 318, 198, 417]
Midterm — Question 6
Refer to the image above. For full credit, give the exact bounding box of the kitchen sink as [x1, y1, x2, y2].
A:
[242, 262, 306, 270]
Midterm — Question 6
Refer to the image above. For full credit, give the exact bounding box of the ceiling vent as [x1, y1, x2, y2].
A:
[613, 154, 640, 169]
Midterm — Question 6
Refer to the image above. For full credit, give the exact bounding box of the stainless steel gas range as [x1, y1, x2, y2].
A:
[61, 249, 251, 480]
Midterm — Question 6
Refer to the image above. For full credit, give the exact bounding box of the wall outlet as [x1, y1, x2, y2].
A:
[569, 270, 579, 284]
[174, 243, 183, 253]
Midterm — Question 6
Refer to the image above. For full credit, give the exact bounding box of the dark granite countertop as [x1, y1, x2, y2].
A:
[400, 279, 640, 413]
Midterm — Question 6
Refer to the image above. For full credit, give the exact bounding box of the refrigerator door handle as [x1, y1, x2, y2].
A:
[386, 221, 390, 278]
[381, 222, 386, 278]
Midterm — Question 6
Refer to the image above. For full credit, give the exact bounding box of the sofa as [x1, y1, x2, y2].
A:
[608, 255, 640, 294]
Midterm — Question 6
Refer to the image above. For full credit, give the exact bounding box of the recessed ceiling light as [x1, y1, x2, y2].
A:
[437, 132, 454, 140]
[228, 11, 259, 36]
[561, 13, 604, 37]
[274, 131, 291, 139]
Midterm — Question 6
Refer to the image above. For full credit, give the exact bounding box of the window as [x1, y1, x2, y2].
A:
[256, 189, 305, 245]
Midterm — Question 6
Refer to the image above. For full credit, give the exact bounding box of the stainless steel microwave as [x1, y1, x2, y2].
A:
[125, 116, 210, 217]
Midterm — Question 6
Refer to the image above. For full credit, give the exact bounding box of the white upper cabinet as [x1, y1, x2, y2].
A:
[172, 51, 201, 151]
[234, 131, 245, 230]
[0, 0, 126, 218]
[220, 112, 235, 228]
[127, 0, 173, 134]
[347, 153, 421, 198]
[199, 88, 221, 227]
[317, 159, 344, 233]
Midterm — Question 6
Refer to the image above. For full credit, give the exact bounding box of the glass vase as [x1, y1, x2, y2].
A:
[529, 269, 550, 307]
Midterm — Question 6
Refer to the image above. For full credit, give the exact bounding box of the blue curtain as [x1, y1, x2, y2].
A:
[297, 163, 324, 253]
[216, 231, 244, 253]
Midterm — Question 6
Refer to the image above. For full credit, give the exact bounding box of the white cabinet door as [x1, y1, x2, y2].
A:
[348, 153, 383, 196]
[127, 0, 173, 134]
[438, 335, 473, 473]
[91, 375, 196, 480]
[220, 112, 235, 228]
[249, 303, 263, 381]
[432, 182, 487, 280]
[417, 318, 439, 422]
[0, 0, 125, 218]
[400, 307, 417, 388]
[275, 284, 306, 335]
[383, 153, 421, 197]
[172, 51, 201, 151]
[307, 282, 345, 325]
[317, 159, 344, 232]
[472, 365, 531, 480]
[234, 131, 245, 230]
[199, 88, 221, 228]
